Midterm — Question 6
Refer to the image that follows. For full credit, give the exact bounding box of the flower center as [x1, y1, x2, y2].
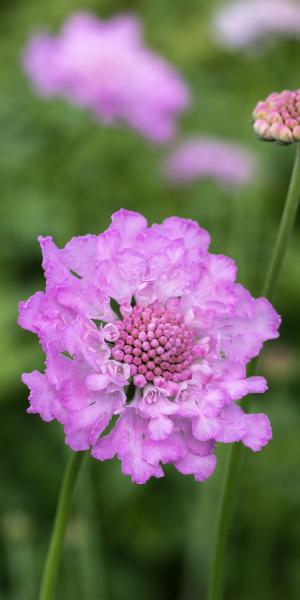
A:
[111, 301, 195, 389]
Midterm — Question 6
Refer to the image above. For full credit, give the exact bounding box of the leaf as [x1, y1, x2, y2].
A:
[109, 297, 122, 319]
[91, 319, 106, 328]
[61, 351, 74, 360]
[125, 378, 136, 402]
[69, 269, 82, 279]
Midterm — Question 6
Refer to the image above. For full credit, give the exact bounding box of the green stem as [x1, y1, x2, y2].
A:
[39, 451, 86, 600]
[208, 445, 241, 600]
[207, 143, 300, 600]
[262, 143, 300, 300]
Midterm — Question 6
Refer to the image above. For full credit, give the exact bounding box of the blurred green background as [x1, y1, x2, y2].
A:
[1, 0, 300, 599]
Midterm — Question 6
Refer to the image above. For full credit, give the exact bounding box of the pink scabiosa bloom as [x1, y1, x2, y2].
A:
[213, 0, 300, 49]
[18, 210, 280, 484]
[22, 12, 190, 143]
[164, 137, 255, 187]
[253, 90, 300, 144]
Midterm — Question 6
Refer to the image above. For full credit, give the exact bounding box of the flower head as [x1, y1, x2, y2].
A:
[164, 137, 255, 187]
[23, 12, 190, 143]
[18, 210, 280, 484]
[253, 90, 300, 144]
[213, 0, 300, 49]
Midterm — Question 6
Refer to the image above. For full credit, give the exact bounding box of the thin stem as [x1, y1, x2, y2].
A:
[262, 143, 300, 300]
[39, 451, 86, 600]
[208, 445, 241, 600]
[207, 143, 300, 600]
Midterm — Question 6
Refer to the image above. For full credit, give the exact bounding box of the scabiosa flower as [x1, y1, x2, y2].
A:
[164, 137, 255, 187]
[22, 12, 190, 143]
[253, 90, 300, 144]
[18, 210, 280, 484]
[213, 0, 300, 49]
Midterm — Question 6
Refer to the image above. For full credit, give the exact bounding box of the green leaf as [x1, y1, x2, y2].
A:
[61, 351, 74, 360]
[91, 319, 106, 328]
[109, 297, 122, 319]
[125, 379, 136, 402]
[69, 269, 82, 279]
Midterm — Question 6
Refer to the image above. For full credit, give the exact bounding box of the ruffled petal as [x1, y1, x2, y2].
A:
[110, 209, 147, 245]
[219, 285, 281, 363]
[22, 371, 56, 422]
[92, 411, 164, 484]
[143, 431, 186, 466]
[64, 391, 123, 451]
[215, 404, 246, 443]
[62, 234, 98, 277]
[192, 415, 221, 441]
[158, 216, 211, 253]
[18, 292, 46, 335]
[220, 375, 268, 402]
[175, 451, 217, 482]
[148, 415, 174, 441]
[242, 413, 272, 452]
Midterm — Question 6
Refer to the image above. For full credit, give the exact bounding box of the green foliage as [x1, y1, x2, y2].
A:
[1, 0, 300, 599]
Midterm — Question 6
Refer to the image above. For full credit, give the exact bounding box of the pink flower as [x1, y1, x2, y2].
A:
[22, 12, 190, 143]
[164, 137, 255, 187]
[18, 210, 280, 484]
[213, 0, 300, 49]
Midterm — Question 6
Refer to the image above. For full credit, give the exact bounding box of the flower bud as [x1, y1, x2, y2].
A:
[270, 123, 293, 144]
[253, 119, 272, 139]
[293, 126, 300, 141]
[252, 89, 300, 144]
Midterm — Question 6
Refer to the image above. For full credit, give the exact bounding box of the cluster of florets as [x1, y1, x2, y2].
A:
[18, 210, 280, 484]
[253, 90, 300, 144]
[164, 137, 255, 187]
[22, 12, 189, 143]
[112, 301, 195, 388]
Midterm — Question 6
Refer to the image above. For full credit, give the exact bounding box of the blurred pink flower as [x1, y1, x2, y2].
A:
[23, 13, 190, 143]
[213, 0, 300, 48]
[164, 137, 255, 186]
[18, 210, 280, 484]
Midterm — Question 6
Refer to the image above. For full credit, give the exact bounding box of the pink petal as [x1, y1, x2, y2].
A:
[148, 415, 174, 441]
[175, 451, 217, 481]
[242, 413, 272, 451]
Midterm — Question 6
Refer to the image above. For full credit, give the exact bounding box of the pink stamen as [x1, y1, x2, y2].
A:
[111, 301, 198, 389]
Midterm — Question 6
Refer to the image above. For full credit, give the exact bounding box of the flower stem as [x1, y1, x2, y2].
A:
[39, 451, 86, 600]
[207, 143, 300, 600]
[208, 444, 241, 600]
[262, 143, 300, 300]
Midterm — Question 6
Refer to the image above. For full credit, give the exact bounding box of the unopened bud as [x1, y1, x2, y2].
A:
[293, 126, 300, 141]
[252, 101, 268, 120]
[270, 123, 293, 144]
[253, 119, 271, 139]
[268, 111, 281, 124]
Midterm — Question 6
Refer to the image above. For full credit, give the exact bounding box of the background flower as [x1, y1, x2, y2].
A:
[213, 0, 300, 48]
[23, 12, 190, 143]
[164, 137, 255, 186]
